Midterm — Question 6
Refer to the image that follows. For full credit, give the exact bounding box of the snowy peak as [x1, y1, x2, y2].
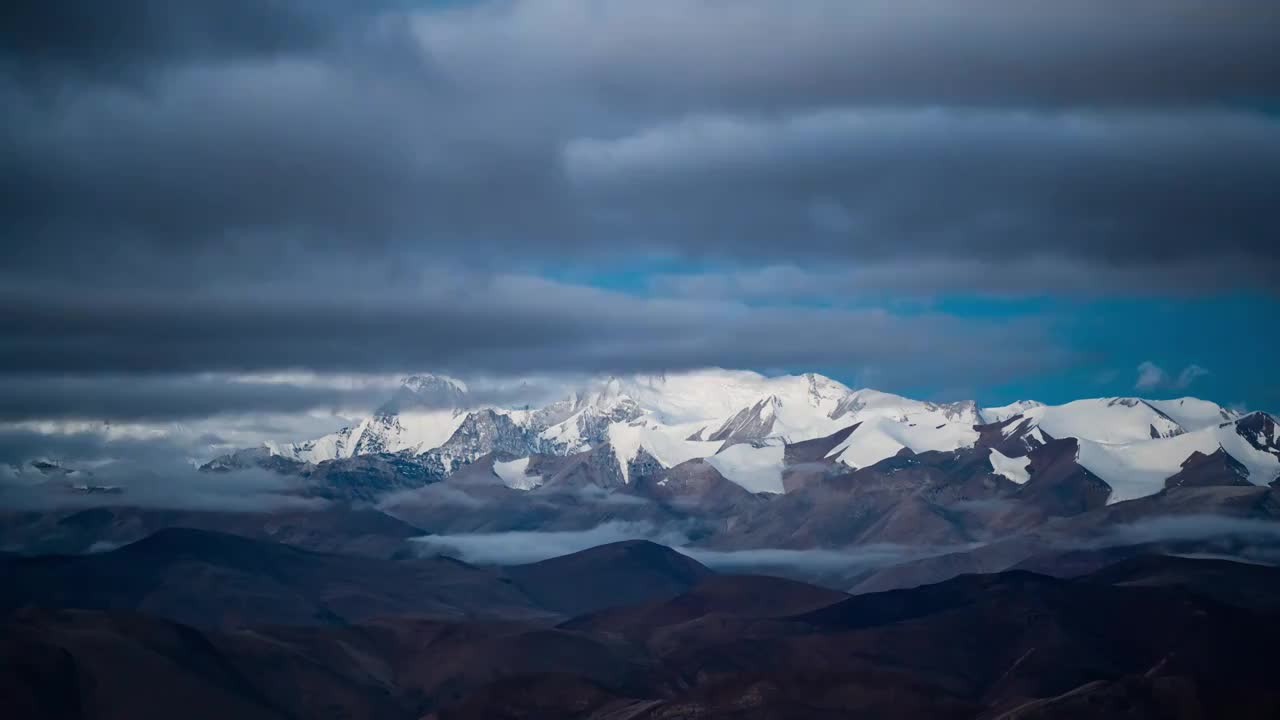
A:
[270, 405, 473, 464]
[531, 377, 646, 456]
[420, 408, 537, 476]
[1017, 397, 1186, 445]
[802, 372, 854, 407]
[380, 374, 469, 414]
[402, 373, 468, 395]
[1071, 410, 1280, 505]
[1147, 397, 1243, 431]
[708, 395, 781, 445]
[538, 395, 644, 455]
[1233, 411, 1280, 458]
[929, 398, 981, 424]
[573, 376, 626, 411]
[270, 376, 474, 463]
[243, 369, 1269, 505]
[831, 389, 979, 425]
[824, 414, 980, 470]
[980, 400, 1046, 424]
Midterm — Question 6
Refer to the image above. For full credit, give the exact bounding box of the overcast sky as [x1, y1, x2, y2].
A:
[1, 0, 1277, 462]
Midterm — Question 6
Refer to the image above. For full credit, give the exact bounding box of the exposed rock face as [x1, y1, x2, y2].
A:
[1015, 438, 1113, 519]
[784, 424, 859, 466]
[700, 449, 1013, 551]
[201, 446, 310, 475]
[534, 397, 643, 455]
[421, 409, 538, 476]
[708, 395, 780, 444]
[539, 444, 628, 490]
[974, 415, 1051, 457]
[831, 394, 978, 424]
[304, 452, 441, 501]
[201, 447, 446, 503]
[625, 447, 665, 485]
[634, 459, 762, 516]
[1235, 411, 1280, 458]
[1165, 448, 1252, 489]
[346, 412, 440, 456]
[780, 423, 859, 492]
[823, 447, 1014, 506]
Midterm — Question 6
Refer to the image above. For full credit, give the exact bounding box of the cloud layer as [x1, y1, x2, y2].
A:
[5, 1, 1276, 280]
[2, 1, 1276, 429]
[0, 458, 325, 512]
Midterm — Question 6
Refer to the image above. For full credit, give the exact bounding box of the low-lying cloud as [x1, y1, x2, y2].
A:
[410, 521, 691, 565]
[0, 459, 327, 513]
[410, 520, 979, 577]
[1084, 515, 1280, 549]
[679, 543, 978, 575]
[378, 482, 493, 510]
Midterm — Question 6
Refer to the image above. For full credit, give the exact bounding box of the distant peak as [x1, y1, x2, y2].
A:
[376, 374, 471, 415]
[572, 376, 635, 412]
[401, 374, 468, 394]
[1105, 397, 1146, 407]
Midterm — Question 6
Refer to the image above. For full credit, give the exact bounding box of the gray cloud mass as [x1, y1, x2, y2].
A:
[5, 1, 1278, 278]
[0, 0, 1276, 426]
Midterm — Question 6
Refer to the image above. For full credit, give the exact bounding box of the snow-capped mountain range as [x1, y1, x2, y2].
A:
[240, 369, 1279, 505]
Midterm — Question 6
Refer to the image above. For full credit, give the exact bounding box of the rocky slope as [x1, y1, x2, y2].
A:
[7, 541, 1280, 720]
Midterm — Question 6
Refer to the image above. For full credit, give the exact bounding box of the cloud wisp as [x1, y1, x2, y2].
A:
[1135, 361, 1211, 391]
[410, 522, 692, 565]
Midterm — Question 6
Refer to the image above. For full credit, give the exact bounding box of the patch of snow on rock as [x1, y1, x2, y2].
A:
[988, 448, 1032, 484]
[706, 443, 786, 494]
[494, 456, 542, 490]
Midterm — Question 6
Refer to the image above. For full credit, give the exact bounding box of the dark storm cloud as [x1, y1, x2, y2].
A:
[0, 0, 384, 80]
[0, 0, 1277, 398]
[1, 1, 1277, 277]
[6, 88, 1276, 285]
[11, 1, 1278, 103]
[564, 109, 1280, 269]
[0, 275, 1058, 384]
[413, 0, 1280, 109]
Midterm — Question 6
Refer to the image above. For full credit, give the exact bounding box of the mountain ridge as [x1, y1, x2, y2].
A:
[210, 370, 1269, 506]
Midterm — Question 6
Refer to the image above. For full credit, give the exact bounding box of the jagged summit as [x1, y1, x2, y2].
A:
[217, 368, 1267, 505]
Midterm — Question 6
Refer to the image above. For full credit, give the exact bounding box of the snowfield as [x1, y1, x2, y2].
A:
[706, 442, 786, 494]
